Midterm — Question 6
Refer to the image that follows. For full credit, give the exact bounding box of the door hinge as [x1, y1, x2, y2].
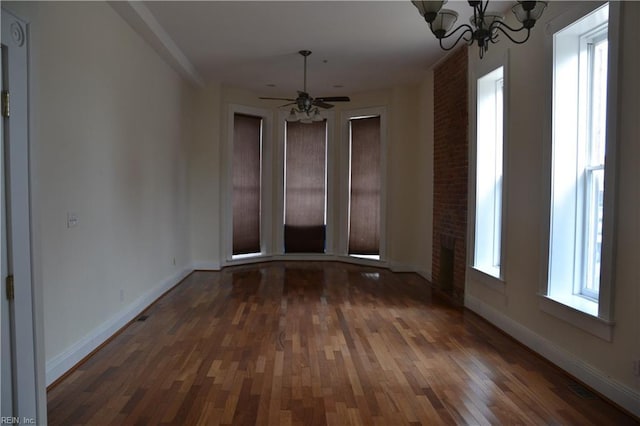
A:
[6, 275, 14, 300]
[2, 90, 9, 118]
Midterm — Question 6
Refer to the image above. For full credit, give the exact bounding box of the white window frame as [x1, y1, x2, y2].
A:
[540, 1, 620, 341]
[468, 52, 509, 292]
[339, 107, 387, 263]
[223, 104, 273, 264]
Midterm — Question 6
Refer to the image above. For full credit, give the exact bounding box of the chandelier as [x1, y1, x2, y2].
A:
[412, 1, 547, 58]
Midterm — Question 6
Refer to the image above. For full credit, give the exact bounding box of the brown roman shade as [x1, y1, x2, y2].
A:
[349, 116, 381, 255]
[232, 114, 262, 255]
[284, 120, 327, 253]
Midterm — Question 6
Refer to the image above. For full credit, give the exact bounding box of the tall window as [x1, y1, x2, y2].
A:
[473, 66, 504, 278]
[547, 3, 610, 316]
[232, 114, 262, 256]
[284, 120, 327, 253]
[348, 116, 381, 258]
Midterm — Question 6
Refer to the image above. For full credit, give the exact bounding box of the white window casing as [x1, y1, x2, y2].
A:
[540, 1, 620, 341]
[468, 51, 509, 293]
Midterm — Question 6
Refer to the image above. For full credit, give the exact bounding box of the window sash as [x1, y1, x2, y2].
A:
[578, 27, 608, 299]
[582, 167, 604, 299]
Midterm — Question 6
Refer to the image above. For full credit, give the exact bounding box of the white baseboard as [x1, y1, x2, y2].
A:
[191, 261, 221, 270]
[45, 267, 192, 386]
[387, 261, 415, 273]
[465, 293, 640, 418]
[416, 269, 432, 282]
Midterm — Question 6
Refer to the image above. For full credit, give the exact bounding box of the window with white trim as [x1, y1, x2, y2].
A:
[283, 120, 327, 253]
[348, 115, 381, 259]
[547, 3, 611, 317]
[473, 66, 504, 279]
[232, 114, 263, 257]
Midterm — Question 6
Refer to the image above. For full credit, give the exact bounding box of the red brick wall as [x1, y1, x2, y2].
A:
[432, 46, 468, 304]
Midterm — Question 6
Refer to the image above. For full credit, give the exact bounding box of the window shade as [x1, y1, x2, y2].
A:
[284, 121, 327, 253]
[349, 116, 381, 255]
[232, 114, 262, 255]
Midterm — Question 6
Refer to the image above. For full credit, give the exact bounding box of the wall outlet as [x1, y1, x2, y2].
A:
[66, 212, 78, 228]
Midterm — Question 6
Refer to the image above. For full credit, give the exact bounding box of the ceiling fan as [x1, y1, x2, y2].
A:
[259, 50, 350, 122]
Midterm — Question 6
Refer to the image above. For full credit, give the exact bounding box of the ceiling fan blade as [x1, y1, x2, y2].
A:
[315, 96, 351, 102]
[313, 100, 335, 109]
[259, 97, 296, 101]
[279, 102, 296, 108]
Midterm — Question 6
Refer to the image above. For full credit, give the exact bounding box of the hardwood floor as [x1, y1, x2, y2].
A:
[47, 262, 638, 425]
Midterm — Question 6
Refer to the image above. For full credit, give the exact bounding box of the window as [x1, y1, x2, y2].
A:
[232, 114, 262, 256]
[544, 2, 617, 336]
[473, 66, 504, 279]
[284, 120, 327, 253]
[348, 116, 381, 259]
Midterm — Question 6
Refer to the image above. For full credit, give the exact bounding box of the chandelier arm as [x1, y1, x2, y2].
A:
[493, 20, 528, 34]
[438, 23, 473, 41]
[438, 26, 474, 51]
[493, 24, 531, 45]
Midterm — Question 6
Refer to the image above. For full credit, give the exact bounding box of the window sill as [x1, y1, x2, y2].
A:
[538, 294, 614, 341]
[467, 267, 506, 295]
[231, 253, 263, 260]
[350, 254, 380, 261]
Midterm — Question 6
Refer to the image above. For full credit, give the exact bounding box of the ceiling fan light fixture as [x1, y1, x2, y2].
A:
[259, 50, 351, 123]
[286, 108, 298, 122]
[312, 108, 324, 122]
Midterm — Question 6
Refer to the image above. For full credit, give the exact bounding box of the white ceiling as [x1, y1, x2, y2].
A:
[114, 1, 514, 97]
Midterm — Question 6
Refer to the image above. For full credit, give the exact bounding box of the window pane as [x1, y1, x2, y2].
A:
[589, 38, 608, 166]
[232, 114, 262, 255]
[284, 120, 327, 253]
[584, 168, 604, 296]
[349, 116, 381, 255]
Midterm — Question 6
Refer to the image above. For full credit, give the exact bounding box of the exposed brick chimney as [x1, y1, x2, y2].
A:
[432, 46, 468, 304]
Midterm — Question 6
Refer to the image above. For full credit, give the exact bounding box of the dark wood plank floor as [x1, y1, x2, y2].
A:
[47, 262, 638, 425]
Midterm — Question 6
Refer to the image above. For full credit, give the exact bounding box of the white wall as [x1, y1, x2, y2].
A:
[465, 1, 640, 416]
[5, 1, 196, 384]
[386, 82, 434, 277]
[189, 83, 222, 269]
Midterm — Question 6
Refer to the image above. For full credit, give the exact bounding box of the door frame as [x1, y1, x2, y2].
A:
[1, 8, 46, 423]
